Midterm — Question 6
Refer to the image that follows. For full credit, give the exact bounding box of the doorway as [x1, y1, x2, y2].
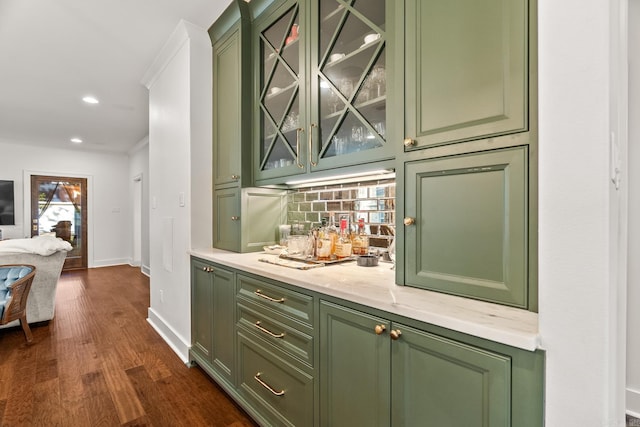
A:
[30, 175, 88, 270]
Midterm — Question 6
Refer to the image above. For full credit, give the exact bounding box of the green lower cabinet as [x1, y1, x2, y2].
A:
[320, 300, 540, 427]
[404, 147, 531, 309]
[391, 324, 511, 427]
[190, 259, 236, 387]
[319, 300, 391, 426]
[237, 330, 314, 427]
[192, 259, 214, 360]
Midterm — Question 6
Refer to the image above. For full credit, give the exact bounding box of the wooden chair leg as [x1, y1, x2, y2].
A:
[20, 315, 33, 344]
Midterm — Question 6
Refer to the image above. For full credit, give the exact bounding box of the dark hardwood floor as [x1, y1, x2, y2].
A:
[0, 265, 258, 427]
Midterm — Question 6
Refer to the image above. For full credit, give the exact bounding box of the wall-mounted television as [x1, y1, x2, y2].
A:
[0, 180, 15, 225]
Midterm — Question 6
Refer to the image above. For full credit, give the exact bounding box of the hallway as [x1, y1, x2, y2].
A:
[0, 265, 257, 426]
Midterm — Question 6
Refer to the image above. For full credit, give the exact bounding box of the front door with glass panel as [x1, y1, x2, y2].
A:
[30, 175, 88, 270]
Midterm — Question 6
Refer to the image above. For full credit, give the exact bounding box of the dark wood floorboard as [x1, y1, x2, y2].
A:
[0, 265, 258, 427]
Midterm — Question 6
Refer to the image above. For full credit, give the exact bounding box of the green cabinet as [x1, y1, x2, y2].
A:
[235, 274, 316, 426]
[213, 187, 287, 252]
[391, 324, 511, 426]
[320, 300, 540, 427]
[190, 259, 236, 387]
[320, 300, 390, 426]
[210, 3, 290, 254]
[403, 0, 529, 150]
[253, 0, 394, 184]
[403, 147, 532, 309]
[190, 258, 543, 426]
[211, 1, 252, 189]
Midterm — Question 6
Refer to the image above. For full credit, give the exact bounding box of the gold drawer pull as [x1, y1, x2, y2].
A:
[255, 321, 285, 338]
[254, 373, 285, 396]
[255, 289, 285, 303]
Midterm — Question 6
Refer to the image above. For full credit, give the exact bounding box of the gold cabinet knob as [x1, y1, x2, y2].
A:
[390, 329, 402, 340]
[231, 174, 240, 180]
[231, 216, 240, 221]
[403, 217, 415, 226]
[403, 138, 416, 147]
[374, 324, 386, 335]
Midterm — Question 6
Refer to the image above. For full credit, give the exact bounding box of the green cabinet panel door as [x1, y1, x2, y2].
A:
[213, 24, 242, 188]
[213, 187, 241, 251]
[391, 323, 511, 427]
[320, 300, 390, 426]
[404, 0, 528, 149]
[211, 1, 252, 189]
[211, 266, 236, 384]
[191, 259, 213, 360]
[404, 147, 529, 308]
[190, 259, 236, 387]
[213, 187, 287, 252]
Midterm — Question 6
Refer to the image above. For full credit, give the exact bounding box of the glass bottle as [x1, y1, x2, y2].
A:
[316, 218, 332, 261]
[327, 212, 339, 256]
[352, 218, 369, 255]
[334, 217, 353, 259]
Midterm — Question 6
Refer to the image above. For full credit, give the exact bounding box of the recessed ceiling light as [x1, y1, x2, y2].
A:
[70, 138, 83, 144]
[82, 96, 99, 104]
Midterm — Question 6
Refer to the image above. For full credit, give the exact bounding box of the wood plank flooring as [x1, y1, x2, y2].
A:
[0, 265, 258, 427]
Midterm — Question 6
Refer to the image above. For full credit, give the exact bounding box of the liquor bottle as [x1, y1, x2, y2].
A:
[316, 219, 332, 261]
[327, 212, 339, 256]
[352, 218, 369, 255]
[334, 217, 353, 259]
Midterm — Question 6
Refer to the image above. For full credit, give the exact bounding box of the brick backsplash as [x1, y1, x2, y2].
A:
[286, 178, 395, 233]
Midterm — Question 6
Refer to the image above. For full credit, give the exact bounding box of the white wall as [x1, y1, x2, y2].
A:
[129, 137, 150, 275]
[627, 0, 640, 417]
[0, 140, 131, 267]
[538, 0, 628, 425]
[142, 20, 212, 362]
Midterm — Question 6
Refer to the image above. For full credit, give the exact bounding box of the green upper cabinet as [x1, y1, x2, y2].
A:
[403, 0, 528, 150]
[253, 0, 395, 184]
[211, 1, 252, 189]
[404, 147, 532, 309]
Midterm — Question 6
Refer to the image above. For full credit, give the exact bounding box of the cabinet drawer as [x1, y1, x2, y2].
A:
[237, 274, 314, 327]
[238, 301, 314, 367]
[237, 331, 314, 427]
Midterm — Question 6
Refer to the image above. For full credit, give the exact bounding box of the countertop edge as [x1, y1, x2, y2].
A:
[190, 248, 541, 352]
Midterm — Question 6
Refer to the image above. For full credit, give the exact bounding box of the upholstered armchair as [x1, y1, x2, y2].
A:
[0, 265, 37, 343]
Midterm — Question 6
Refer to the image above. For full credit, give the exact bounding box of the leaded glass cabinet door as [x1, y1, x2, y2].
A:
[311, 0, 390, 170]
[256, 1, 307, 180]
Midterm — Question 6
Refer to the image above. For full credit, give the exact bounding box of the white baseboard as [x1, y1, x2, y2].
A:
[92, 258, 130, 268]
[141, 264, 151, 277]
[147, 307, 190, 363]
[628, 387, 640, 418]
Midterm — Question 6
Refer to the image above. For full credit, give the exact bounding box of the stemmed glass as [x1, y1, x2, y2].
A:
[370, 65, 386, 98]
[327, 89, 341, 114]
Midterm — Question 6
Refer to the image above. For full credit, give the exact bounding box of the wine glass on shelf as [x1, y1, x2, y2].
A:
[370, 65, 386, 98]
[327, 89, 341, 114]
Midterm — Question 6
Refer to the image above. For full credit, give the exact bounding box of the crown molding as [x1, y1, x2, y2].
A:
[141, 20, 211, 89]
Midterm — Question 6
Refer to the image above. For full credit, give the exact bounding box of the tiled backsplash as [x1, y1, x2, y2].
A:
[286, 178, 395, 233]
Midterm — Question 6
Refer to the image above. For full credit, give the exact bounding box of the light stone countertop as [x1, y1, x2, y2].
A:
[191, 248, 540, 351]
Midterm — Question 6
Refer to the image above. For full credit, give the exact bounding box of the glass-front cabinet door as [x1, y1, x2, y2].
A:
[312, 0, 389, 169]
[254, 0, 392, 183]
[256, 0, 306, 179]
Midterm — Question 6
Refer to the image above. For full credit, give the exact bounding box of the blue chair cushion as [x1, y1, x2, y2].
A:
[0, 265, 34, 318]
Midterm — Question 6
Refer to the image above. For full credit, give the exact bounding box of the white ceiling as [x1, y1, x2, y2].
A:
[0, 0, 232, 154]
